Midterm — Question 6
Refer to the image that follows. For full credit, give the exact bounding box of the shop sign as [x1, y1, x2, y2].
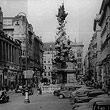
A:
[3, 19, 13, 26]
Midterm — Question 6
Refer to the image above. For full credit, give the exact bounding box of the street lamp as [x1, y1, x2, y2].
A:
[16, 12, 30, 103]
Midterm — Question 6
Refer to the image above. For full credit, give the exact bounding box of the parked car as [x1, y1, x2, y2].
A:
[74, 90, 106, 103]
[73, 94, 110, 110]
[53, 86, 68, 96]
[22, 86, 33, 95]
[58, 87, 77, 99]
[72, 102, 88, 110]
[0, 90, 9, 103]
[15, 85, 23, 93]
[70, 87, 90, 104]
[53, 84, 80, 96]
[93, 100, 110, 110]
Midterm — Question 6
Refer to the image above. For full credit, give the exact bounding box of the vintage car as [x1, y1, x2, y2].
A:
[70, 87, 91, 104]
[0, 90, 9, 103]
[72, 102, 88, 110]
[74, 90, 106, 103]
[73, 95, 110, 110]
[58, 87, 77, 99]
[53, 86, 68, 96]
[93, 101, 110, 110]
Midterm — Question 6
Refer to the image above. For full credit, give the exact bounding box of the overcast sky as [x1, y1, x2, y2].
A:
[1, 0, 103, 55]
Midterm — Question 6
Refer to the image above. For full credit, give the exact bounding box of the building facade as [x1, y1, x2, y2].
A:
[70, 41, 84, 75]
[99, 0, 110, 90]
[84, 0, 110, 91]
[3, 14, 44, 86]
[0, 7, 22, 89]
[32, 33, 44, 85]
[93, 14, 102, 84]
[3, 15, 33, 71]
[42, 42, 56, 84]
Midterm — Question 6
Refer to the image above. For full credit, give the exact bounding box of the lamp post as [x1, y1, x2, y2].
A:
[16, 12, 30, 103]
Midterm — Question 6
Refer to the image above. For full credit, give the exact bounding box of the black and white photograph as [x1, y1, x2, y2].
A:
[0, 0, 110, 110]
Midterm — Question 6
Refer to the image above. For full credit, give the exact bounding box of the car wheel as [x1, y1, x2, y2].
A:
[59, 94, 64, 99]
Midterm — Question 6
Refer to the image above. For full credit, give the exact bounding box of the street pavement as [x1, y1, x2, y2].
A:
[0, 89, 73, 110]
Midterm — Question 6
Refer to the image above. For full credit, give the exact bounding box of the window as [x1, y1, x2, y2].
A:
[22, 50, 25, 56]
[44, 72, 46, 76]
[48, 61, 50, 63]
[48, 67, 50, 69]
[78, 63, 81, 69]
[48, 72, 50, 76]
[77, 58, 82, 62]
[77, 53, 81, 57]
[48, 72, 51, 76]
[22, 40, 25, 44]
[44, 61, 46, 63]
[44, 66, 46, 69]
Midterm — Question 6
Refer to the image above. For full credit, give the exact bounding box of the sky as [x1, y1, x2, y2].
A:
[1, 0, 103, 56]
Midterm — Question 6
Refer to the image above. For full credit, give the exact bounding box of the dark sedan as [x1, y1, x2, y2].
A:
[53, 86, 68, 96]
[74, 90, 106, 103]
[0, 91, 9, 103]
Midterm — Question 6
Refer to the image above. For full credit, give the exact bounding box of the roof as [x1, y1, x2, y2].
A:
[43, 42, 55, 51]
[70, 41, 84, 47]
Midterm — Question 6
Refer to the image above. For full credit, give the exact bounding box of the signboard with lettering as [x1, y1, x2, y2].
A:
[3, 19, 13, 26]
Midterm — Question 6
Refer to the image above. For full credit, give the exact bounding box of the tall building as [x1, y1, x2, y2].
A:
[3, 15, 33, 71]
[0, 7, 3, 31]
[93, 14, 101, 84]
[3, 14, 44, 85]
[0, 7, 22, 88]
[32, 33, 44, 85]
[70, 41, 84, 81]
[84, 0, 110, 91]
[99, 0, 110, 90]
[42, 42, 56, 84]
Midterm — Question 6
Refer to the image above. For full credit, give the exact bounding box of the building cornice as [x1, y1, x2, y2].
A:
[99, 0, 110, 26]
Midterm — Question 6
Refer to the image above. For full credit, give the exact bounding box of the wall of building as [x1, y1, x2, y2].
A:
[70, 41, 84, 75]
[84, 0, 110, 91]
[0, 33, 21, 88]
[3, 15, 34, 71]
[0, 7, 3, 31]
[32, 34, 44, 85]
[43, 42, 56, 84]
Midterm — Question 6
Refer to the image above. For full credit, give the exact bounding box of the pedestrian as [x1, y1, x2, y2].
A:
[37, 87, 42, 95]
